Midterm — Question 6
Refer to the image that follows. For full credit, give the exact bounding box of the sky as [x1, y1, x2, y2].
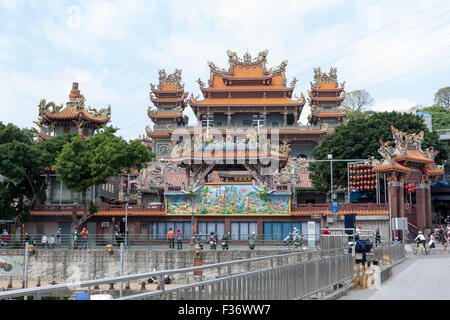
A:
[1, 0, 449, 141]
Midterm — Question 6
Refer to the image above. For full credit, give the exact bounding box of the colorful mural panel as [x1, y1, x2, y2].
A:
[166, 184, 290, 215]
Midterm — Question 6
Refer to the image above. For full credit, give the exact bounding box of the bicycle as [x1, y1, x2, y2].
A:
[413, 241, 428, 255]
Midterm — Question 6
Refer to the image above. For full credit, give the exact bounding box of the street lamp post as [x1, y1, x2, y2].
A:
[125, 173, 130, 248]
[328, 154, 333, 200]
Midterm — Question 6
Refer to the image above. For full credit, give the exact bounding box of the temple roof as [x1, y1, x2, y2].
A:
[35, 83, 111, 140]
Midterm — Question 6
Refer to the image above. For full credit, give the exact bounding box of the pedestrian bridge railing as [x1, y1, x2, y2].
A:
[0, 243, 404, 301]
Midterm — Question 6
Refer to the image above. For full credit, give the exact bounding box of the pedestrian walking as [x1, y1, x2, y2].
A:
[41, 234, 48, 248]
[72, 228, 80, 249]
[48, 234, 55, 249]
[56, 228, 62, 247]
[80, 228, 89, 249]
[429, 233, 436, 254]
[176, 229, 183, 250]
[166, 228, 175, 249]
[375, 227, 381, 245]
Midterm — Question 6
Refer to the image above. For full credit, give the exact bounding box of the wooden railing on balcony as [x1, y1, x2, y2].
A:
[290, 202, 388, 211]
[34, 203, 164, 212]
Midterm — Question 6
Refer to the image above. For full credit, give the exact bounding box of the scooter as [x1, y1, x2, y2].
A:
[221, 236, 229, 250]
[148, 268, 172, 284]
[249, 237, 256, 250]
[192, 235, 203, 249]
[209, 236, 217, 250]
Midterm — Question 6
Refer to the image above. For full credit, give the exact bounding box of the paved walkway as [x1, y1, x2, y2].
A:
[340, 244, 450, 300]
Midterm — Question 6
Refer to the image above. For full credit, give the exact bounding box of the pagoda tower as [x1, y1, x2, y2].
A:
[190, 50, 306, 131]
[146, 69, 189, 158]
[33, 82, 111, 205]
[34, 82, 111, 141]
[372, 126, 444, 234]
[307, 67, 346, 129]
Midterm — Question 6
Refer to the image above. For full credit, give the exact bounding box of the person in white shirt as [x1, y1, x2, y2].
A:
[41, 234, 48, 248]
[415, 231, 426, 249]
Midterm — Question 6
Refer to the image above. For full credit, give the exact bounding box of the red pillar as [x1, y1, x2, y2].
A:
[398, 180, 405, 218]
[416, 185, 427, 232]
[425, 184, 432, 229]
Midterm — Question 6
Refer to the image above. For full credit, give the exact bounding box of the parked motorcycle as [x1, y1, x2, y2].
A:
[249, 233, 256, 250]
[148, 268, 172, 284]
[192, 235, 203, 249]
[221, 234, 230, 250]
[209, 233, 217, 250]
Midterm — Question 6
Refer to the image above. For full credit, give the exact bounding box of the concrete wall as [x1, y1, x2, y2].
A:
[0, 249, 321, 284]
[326, 215, 392, 241]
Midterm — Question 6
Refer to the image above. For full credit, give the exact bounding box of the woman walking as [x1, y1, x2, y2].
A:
[176, 229, 183, 250]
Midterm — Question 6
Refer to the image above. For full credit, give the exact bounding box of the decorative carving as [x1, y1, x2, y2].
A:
[312, 67, 339, 87]
[197, 78, 206, 88]
[157, 69, 184, 89]
[38, 99, 63, 116]
[290, 77, 298, 87]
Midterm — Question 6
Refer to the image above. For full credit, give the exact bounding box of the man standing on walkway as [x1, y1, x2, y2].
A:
[80, 227, 89, 249]
[72, 228, 80, 249]
[166, 228, 175, 249]
[56, 228, 62, 247]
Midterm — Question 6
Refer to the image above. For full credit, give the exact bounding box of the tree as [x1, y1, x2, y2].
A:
[0, 123, 73, 234]
[434, 87, 450, 109]
[55, 127, 153, 231]
[343, 90, 374, 112]
[415, 105, 450, 131]
[309, 111, 448, 194]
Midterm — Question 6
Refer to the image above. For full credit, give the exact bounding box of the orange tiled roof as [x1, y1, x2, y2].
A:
[151, 97, 184, 102]
[43, 106, 110, 123]
[372, 162, 411, 173]
[423, 165, 444, 175]
[313, 82, 344, 90]
[149, 113, 182, 118]
[190, 97, 304, 106]
[311, 112, 346, 117]
[395, 150, 434, 163]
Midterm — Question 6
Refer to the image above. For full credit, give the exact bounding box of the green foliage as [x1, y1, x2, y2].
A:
[434, 87, 450, 109]
[416, 105, 450, 131]
[309, 111, 448, 193]
[54, 126, 153, 227]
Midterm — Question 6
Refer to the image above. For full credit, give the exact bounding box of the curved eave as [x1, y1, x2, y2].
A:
[372, 164, 411, 174]
[149, 113, 184, 119]
[311, 113, 346, 118]
[42, 111, 110, 124]
[309, 96, 345, 102]
[394, 155, 434, 164]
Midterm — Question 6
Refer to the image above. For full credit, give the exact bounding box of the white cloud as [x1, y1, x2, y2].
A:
[371, 97, 417, 113]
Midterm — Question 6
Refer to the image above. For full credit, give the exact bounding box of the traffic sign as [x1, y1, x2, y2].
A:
[331, 201, 339, 213]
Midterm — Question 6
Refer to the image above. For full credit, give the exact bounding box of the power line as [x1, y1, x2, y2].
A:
[288, 0, 449, 69]
[365, 53, 450, 91]
[290, 6, 450, 86]
[351, 42, 450, 89]
[304, 20, 450, 88]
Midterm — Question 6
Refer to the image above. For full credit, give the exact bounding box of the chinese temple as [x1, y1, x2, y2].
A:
[144, 69, 189, 158]
[29, 51, 445, 242]
[34, 82, 111, 141]
[307, 67, 346, 129]
[372, 126, 444, 234]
